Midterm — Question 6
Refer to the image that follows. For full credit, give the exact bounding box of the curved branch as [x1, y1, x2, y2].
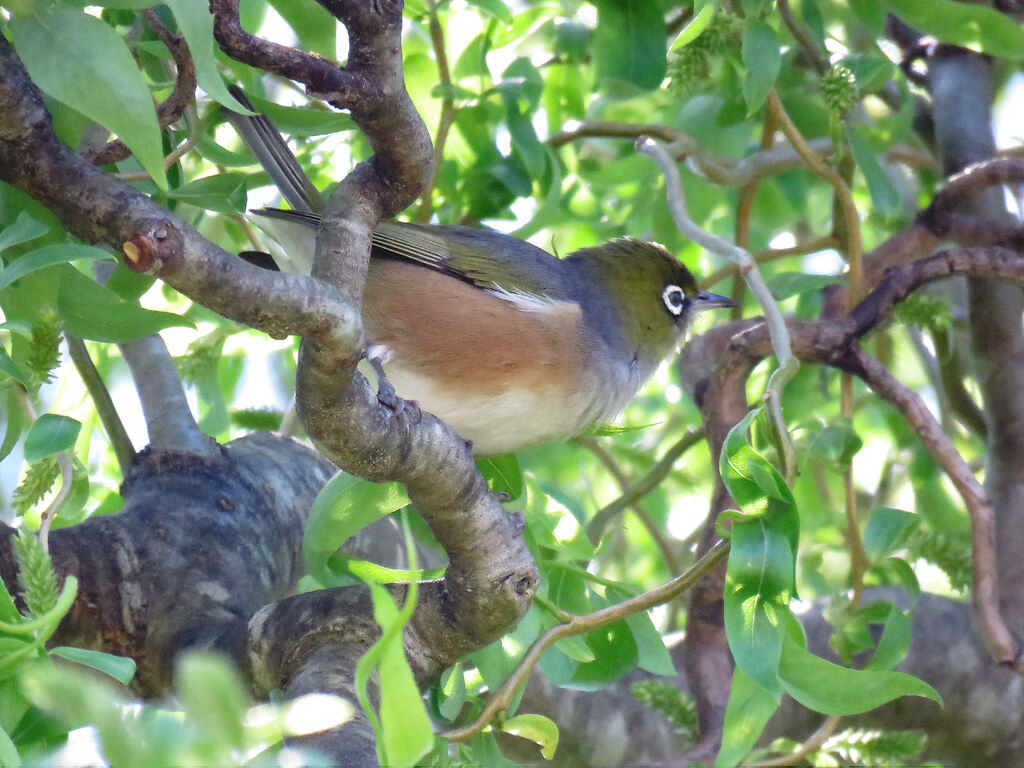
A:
[440, 540, 731, 744]
[85, 9, 197, 167]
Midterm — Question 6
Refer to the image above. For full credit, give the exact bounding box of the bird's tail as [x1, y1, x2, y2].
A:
[223, 86, 324, 275]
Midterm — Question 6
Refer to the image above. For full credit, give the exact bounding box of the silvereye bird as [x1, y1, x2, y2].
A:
[227, 94, 735, 456]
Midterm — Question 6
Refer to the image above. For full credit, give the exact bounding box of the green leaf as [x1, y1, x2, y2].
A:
[724, 517, 792, 697]
[177, 652, 250, 753]
[23, 415, 81, 462]
[243, 94, 357, 137]
[741, 19, 781, 112]
[0, 244, 116, 292]
[303, 474, 410, 587]
[465, 0, 514, 25]
[0, 347, 31, 386]
[764, 272, 842, 301]
[670, 4, 716, 51]
[863, 507, 919, 562]
[847, 124, 901, 216]
[9, 5, 167, 188]
[476, 454, 524, 501]
[267, 0, 337, 58]
[49, 647, 136, 686]
[167, 174, 248, 215]
[434, 664, 466, 722]
[502, 713, 559, 759]
[592, 0, 667, 92]
[0, 212, 49, 254]
[571, 618, 638, 688]
[808, 418, 863, 467]
[331, 555, 445, 584]
[164, 0, 253, 114]
[778, 634, 941, 714]
[359, 518, 432, 767]
[608, 586, 675, 676]
[0, 723, 20, 768]
[56, 265, 193, 343]
[865, 604, 912, 671]
[0, 389, 26, 461]
[717, 666, 780, 768]
[877, 0, 1024, 60]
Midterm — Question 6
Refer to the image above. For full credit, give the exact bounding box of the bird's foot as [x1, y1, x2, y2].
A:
[367, 352, 421, 424]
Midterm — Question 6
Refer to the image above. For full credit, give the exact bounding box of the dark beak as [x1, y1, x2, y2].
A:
[694, 290, 738, 310]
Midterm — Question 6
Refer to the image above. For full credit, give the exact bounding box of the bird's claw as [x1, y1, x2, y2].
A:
[366, 349, 421, 424]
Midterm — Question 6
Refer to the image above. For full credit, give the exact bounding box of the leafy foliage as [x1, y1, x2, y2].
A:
[0, 0, 1014, 764]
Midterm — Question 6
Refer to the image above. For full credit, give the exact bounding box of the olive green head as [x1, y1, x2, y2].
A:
[569, 238, 735, 363]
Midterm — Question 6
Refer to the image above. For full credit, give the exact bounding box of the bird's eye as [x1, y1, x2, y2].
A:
[661, 285, 686, 317]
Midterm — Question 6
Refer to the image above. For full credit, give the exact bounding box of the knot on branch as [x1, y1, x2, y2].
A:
[121, 219, 183, 273]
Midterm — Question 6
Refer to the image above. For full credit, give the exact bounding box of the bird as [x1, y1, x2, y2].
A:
[225, 91, 736, 456]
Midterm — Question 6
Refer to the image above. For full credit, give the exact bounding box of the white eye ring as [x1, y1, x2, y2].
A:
[662, 284, 686, 316]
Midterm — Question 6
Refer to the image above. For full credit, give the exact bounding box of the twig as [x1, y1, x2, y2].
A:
[584, 429, 705, 546]
[765, 89, 867, 594]
[85, 9, 198, 167]
[766, 91, 862, 299]
[848, 347, 1022, 673]
[113, 111, 203, 182]
[439, 539, 731, 743]
[751, 714, 841, 766]
[777, 0, 826, 72]
[414, 0, 456, 223]
[65, 336, 135, 474]
[700, 235, 841, 290]
[574, 435, 684, 575]
[636, 136, 799, 482]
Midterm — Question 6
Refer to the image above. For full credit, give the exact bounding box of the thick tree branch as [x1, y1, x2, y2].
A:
[119, 334, 218, 458]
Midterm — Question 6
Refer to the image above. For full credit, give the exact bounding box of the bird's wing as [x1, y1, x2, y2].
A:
[371, 221, 568, 300]
[249, 211, 571, 303]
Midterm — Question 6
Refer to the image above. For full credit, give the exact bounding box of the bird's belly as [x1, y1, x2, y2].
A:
[372, 363, 616, 455]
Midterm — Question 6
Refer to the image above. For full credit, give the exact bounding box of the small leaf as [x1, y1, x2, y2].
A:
[877, 0, 1024, 60]
[465, 0, 514, 25]
[741, 19, 781, 111]
[502, 713, 559, 759]
[23, 415, 81, 462]
[50, 647, 136, 686]
[164, 0, 253, 114]
[724, 518, 792, 697]
[0, 212, 50, 253]
[476, 454, 524, 501]
[847, 124, 901, 216]
[0, 347, 31, 386]
[177, 652, 249, 752]
[808, 418, 863, 466]
[435, 664, 466, 722]
[863, 507, 919, 562]
[0, 244, 116, 292]
[167, 174, 248, 215]
[303, 474, 410, 587]
[670, 4, 716, 51]
[717, 666, 780, 768]
[778, 634, 941, 714]
[10, 5, 167, 188]
[865, 604, 913, 671]
[243, 94, 357, 137]
[56, 265, 193, 343]
[607, 586, 675, 676]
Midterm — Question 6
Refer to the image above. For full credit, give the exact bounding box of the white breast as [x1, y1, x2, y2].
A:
[369, 359, 638, 455]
